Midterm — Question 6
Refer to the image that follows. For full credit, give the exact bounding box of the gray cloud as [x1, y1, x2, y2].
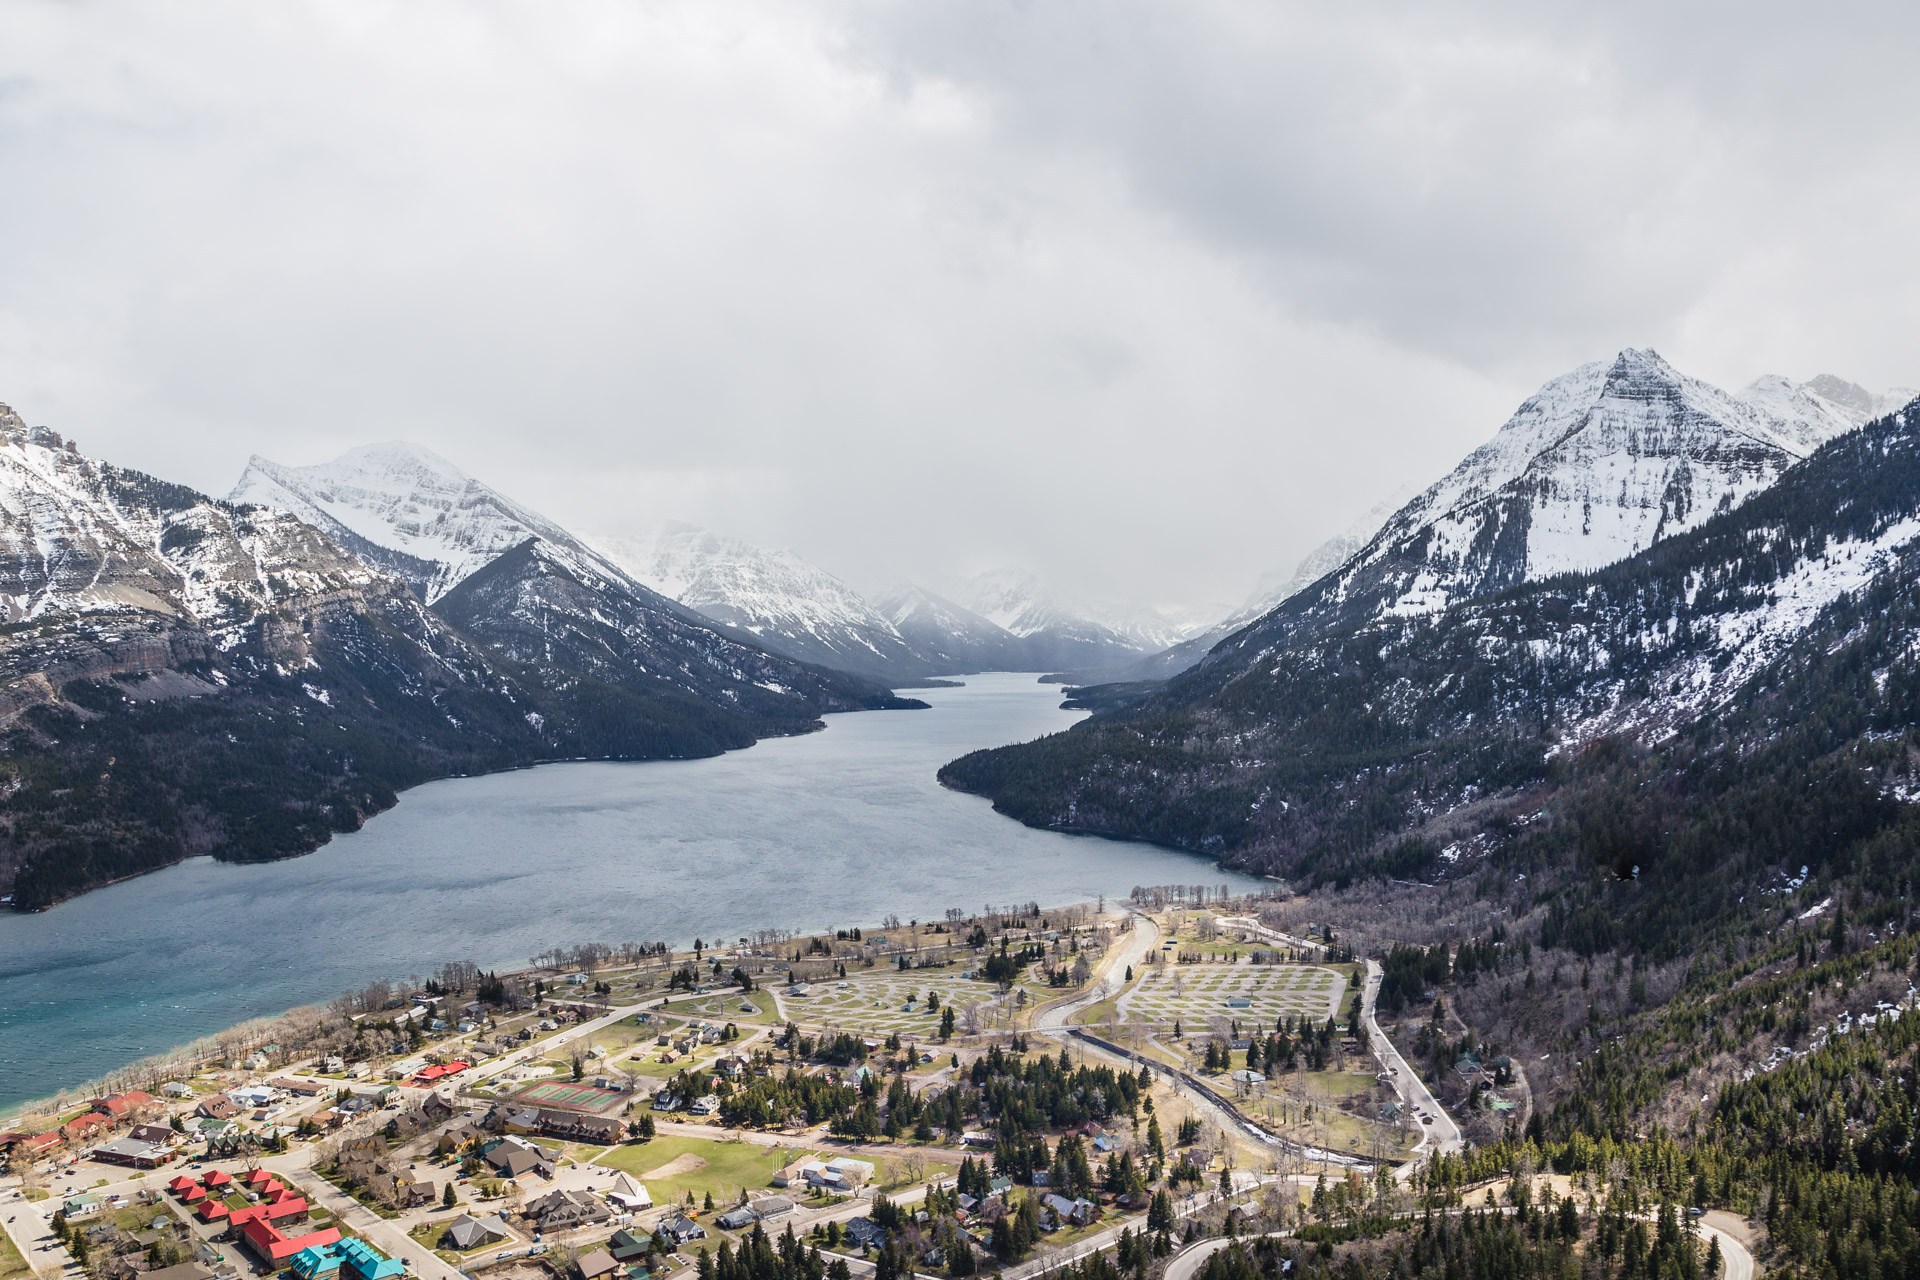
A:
[0, 2, 1911, 614]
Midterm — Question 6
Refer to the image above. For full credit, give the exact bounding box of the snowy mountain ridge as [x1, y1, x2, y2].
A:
[1210, 350, 1894, 664]
[230, 443, 650, 608]
[590, 523, 935, 678]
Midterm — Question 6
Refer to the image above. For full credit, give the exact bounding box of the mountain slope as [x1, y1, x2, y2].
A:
[591, 524, 945, 681]
[871, 583, 1030, 673]
[1087, 489, 1415, 685]
[230, 446, 913, 710]
[0, 411, 913, 911]
[964, 569, 1150, 672]
[1227, 350, 1863, 656]
[231, 444, 615, 606]
[942, 392, 1920, 896]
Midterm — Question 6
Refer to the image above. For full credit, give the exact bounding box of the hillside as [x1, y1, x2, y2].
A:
[0, 411, 913, 910]
[943, 394, 1920, 933]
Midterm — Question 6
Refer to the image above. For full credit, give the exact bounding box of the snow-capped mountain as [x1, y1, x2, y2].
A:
[943, 388, 1920, 883]
[591, 524, 941, 681]
[872, 583, 1030, 673]
[230, 443, 635, 607]
[230, 444, 909, 711]
[0, 413, 916, 910]
[1218, 350, 1881, 659]
[963, 569, 1150, 671]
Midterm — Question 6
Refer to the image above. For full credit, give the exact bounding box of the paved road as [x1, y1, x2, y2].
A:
[1358, 959, 1462, 1177]
[0, 1187, 82, 1280]
[1032, 910, 1158, 1033]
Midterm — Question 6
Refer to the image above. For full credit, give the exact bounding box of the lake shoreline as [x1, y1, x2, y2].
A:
[0, 674, 1259, 1113]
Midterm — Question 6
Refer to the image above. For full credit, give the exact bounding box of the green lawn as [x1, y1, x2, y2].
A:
[589, 1134, 801, 1205]
[0, 1228, 32, 1280]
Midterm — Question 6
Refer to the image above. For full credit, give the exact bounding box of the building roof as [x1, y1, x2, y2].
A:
[578, 1250, 621, 1280]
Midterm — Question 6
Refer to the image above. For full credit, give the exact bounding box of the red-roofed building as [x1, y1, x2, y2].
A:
[230, 1198, 309, 1229]
[61, 1113, 110, 1143]
[198, 1201, 230, 1222]
[168, 1175, 198, 1194]
[238, 1218, 341, 1265]
[246, 1169, 274, 1188]
[203, 1169, 233, 1188]
[411, 1061, 469, 1085]
[92, 1091, 157, 1119]
[181, 1185, 208, 1204]
[21, 1131, 64, 1158]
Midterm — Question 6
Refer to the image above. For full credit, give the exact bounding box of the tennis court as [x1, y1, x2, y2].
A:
[509, 1079, 628, 1111]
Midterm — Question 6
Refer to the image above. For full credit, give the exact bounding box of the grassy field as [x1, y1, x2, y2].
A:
[0, 1227, 29, 1280]
[588, 1134, 805, 1205]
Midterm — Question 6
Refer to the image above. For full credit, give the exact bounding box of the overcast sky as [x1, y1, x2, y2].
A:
[1, 2, 1916, 615]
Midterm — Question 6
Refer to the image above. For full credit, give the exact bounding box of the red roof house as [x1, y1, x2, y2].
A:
[239, 1218, 341, 1264]
[181, 1185, 208, 1204]
[168, 1175, 198, 1194]
[411, 1061, 469, 1084]
[203, 1169, 233, 1187]
[198, 1201, 231, 1222]
[61, 1113, 109, 1142]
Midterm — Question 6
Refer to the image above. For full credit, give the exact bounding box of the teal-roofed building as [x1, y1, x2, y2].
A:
[291, 1245, 343, 1280]
[337, 1239, 406, 1280]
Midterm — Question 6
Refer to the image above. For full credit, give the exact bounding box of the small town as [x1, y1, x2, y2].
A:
[0, 890, 1596, 1280]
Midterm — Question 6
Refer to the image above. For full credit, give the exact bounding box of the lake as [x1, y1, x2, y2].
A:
[0, 673, 1257, 1112]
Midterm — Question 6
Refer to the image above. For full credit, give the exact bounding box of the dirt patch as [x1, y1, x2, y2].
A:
[641, 1153, 709, 1180]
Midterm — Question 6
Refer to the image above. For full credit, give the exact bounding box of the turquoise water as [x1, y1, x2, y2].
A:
[0, 673, 1258, 1112]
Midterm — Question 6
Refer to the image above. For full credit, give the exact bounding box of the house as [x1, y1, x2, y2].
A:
[484, 1144, 545, 1179]
[824, 1157, 875, 1186]
[161, 1082, 197, 1099]
[577, 1250, 622, 1280]
[272, 1078, 324, 1097]
[1230, 1069, 1266, 1086]
[195, 1096, 236, 1121]
[651, 1092, 681, 1112]
[960, 1130, 994, 1148]
[228, 1085, 277, 1109]
[608, 1230, 655, 1263]
[606, 1173, 652, 1211]
[128, 1123, 177, 1145]
[146, 1265, 215, 1280]
[842, 1218, 886, 1251]
[688, 1095, 720, 1116]
[1091, 1134, 1117, 1153]
[237, 1218, 342, 1267]
[421, 1094, 457, 1125]
[93, 1091, 158, 1120]
[442, 1214, 511, 1252]
[987, 1177, 1013, 1196]
[412, 1062, 469, 1086]
[335, 1239, 407, 1280]
[290, 1246, 343, 1280]
[62, 1113, 112, 1144]
[750, 1197, 794, 1220]
[533, 1111, 625, 1144]
[93, 1137, 173, 1168]
[658, 1216, 706, 1246]
[523, 1189, 610, 1230]
[717, 1207, 757, 1231]
[63, 1194, 102, 1217]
